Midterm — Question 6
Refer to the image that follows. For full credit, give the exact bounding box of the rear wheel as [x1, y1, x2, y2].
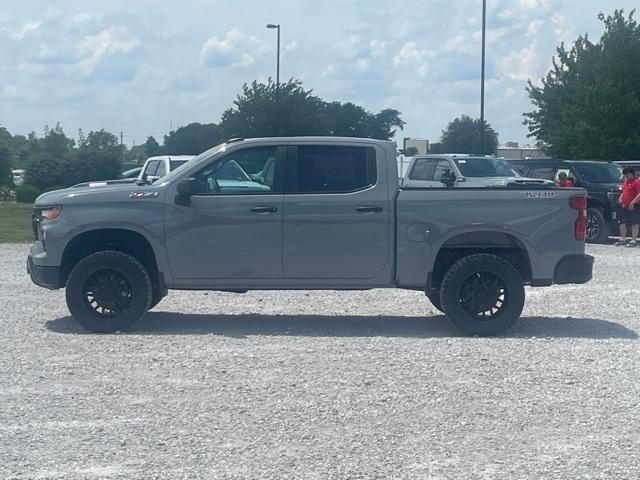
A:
[65, 251, 152, 333]
[586, 208, 609, 243]
[440, 254, 525, 336]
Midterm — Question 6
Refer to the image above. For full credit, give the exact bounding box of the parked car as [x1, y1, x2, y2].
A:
[615, 160, 640, 172]
[120, 167, 142, 179]
[11, 169, 25, 186]
[137, 155, 195, 184]
[508, 159, 622, 243]
[27, 137, 593, 336]
[402, 154, 554, 188]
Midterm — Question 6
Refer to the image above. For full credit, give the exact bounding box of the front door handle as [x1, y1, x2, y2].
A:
[251, 206, 278, 214]
[356, 206, 383, 213]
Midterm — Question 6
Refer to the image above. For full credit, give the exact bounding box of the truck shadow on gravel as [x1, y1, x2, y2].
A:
[46, 313, 638, 339]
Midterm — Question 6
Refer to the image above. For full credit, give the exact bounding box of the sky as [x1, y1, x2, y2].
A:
[0, 0, 636, 147]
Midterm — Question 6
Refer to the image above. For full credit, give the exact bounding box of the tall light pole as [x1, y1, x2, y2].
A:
[480, 0, 487, 155]
[266, 24, 281, 135]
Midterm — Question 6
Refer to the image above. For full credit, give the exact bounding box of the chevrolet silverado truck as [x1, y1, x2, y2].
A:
[27, 137, 593, 336]
[402, 154, 554, 188]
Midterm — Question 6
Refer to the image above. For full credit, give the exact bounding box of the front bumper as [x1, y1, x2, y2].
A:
[27, 254, 63, 289]
[554, 254, 594, 285]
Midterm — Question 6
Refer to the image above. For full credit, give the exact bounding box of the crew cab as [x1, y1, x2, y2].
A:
[402, 154, 553, 188]
[509, 159, 623, 243]
[27, 137, 593, 336]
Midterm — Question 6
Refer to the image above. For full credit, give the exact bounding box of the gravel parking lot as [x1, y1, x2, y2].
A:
[1, 243, 639, 479]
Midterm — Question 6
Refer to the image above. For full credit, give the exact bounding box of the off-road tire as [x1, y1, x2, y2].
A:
[440, 254, 525, 336]
[65, 250, 152, 333]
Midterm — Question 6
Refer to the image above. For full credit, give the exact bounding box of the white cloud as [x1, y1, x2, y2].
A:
[527, 19, 545, 37]
[498, 45, 538, 81]
[2, 84, 18, 97]
[75, 26, 141, 76]
[369, 39, 390, 58]
[200, 28, 268, 68]
[393, 42, 428, 78]
[3, 20, 42, 40]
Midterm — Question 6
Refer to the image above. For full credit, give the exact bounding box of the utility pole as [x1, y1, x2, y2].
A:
[480, 0, 487, 155]
[120, 131, 125, 163]
[267, 24, 281, 135]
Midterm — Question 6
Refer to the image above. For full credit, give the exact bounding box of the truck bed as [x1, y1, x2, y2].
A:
[395, 186, 587, 288]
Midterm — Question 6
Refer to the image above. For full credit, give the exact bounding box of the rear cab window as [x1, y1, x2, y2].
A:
[286, 145, 376, 193]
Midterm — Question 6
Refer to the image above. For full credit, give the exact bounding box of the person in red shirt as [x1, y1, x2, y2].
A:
[615, 167, 640, 247]
[556, 171, 574, 187]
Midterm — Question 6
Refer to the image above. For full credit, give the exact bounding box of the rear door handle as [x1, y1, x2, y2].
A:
[356, 206, 383, 213]
[251, 206, 278, 214]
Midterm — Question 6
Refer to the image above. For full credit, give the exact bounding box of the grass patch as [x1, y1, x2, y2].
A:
[0, 202, 33, 243]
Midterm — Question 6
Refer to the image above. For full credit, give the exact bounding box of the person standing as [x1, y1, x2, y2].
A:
[615, 167, 640, 247]
[556, 171, 574, 187]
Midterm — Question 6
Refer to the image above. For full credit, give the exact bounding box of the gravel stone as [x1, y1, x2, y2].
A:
[1, 243, 639, 479]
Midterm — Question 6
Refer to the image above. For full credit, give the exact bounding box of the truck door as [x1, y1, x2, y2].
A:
[165, 145, 285, 279]
[282, 143, 391, 280]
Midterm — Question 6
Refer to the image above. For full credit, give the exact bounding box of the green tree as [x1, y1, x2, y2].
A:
[144, 136, 163, 157]
[67, 130, 123, 185]
[25, 152, 66, 190]
[24, 125, 75, 189]
[41, 123, 74, 158]
[220, 78, 404, 140]
[439, 115, 498, 154]
[525, 10, 640, 159]
[163, 124, 221, 155]
[0, 128, 12, 186]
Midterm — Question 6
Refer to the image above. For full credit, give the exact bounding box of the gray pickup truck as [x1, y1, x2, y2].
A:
[27, 137, 593, 336]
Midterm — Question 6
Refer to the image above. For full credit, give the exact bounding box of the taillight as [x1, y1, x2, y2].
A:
[570, 195, 587, 241]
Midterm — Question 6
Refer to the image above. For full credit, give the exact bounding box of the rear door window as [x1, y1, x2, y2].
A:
[287, 145, 376, 193]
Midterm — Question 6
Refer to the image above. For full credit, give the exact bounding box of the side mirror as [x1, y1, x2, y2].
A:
[146, 175, 160, 183]
[175, 177, 198, 206]
[440, 169, 456, 187]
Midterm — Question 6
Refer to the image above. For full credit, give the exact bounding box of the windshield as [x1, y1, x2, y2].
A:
[573, 163, 623, 183]
[153, 144, 227, 185]
[454, 158, 518, 177]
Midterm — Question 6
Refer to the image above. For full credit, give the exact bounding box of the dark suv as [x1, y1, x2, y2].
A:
[509, 159, 622, 243]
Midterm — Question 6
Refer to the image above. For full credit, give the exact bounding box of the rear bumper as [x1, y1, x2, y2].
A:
[27, 254, 63, 289]
[554, 254, 594, 285]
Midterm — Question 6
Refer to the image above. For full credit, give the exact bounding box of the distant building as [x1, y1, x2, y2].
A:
[403, 138, 429, 155]
[497, 145, 549, 159]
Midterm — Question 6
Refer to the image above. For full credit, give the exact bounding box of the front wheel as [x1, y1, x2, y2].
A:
[440, 254, 525, 336]
[65, 251, 152, 333]
[586, 208, 609, 244]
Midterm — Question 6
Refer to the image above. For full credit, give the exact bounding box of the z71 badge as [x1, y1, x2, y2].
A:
[129, 191, 159, 199]
[523, 191, 558, 199]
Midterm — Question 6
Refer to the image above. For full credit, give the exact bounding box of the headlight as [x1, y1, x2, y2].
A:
[38, 206, 63, 220]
